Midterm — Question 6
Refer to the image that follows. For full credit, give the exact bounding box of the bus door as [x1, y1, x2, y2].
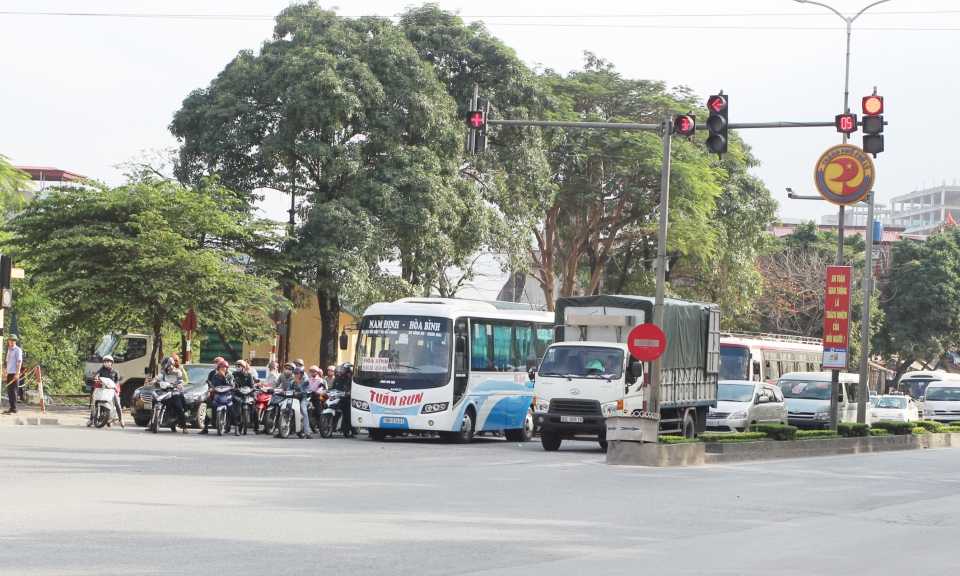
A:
[454, 318, 469, 405]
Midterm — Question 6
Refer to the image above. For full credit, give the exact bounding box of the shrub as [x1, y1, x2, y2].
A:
[940, 426, 960, 433]
[659, 436, 699, 445]
[868, 428, 890, 436]
[837, 423, 870, 438]
[871, 420, 916, 435]
[913, 420, 943, 433]
[796, 430, 840, 439]
[912, 426, 930, 434]
[698, 432, 768, 443]
[749, 424, 798, 441]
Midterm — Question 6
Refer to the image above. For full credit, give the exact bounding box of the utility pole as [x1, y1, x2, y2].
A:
[649, 117, 673, 415]
[857, 191, 875, 423]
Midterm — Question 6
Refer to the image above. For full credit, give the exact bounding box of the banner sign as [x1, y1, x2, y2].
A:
[823, 266, 852, 369]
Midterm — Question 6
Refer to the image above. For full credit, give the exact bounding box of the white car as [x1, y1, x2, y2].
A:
[870, 395, 919, 423]
[707, 381, 788, 433]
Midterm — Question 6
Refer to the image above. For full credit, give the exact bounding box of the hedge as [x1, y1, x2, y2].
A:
[871, 420, 916, 435]
[941, 426, 960, 433]
[659, 436, 699, 445]
[796, 430, 840, 439]
[913, 426, 930, 435]
[868, 428, 890, 436]
[837, 423, 870, 438]
[699, 432, 768, 443]
[913, 420, 943, 433]
[749, 424, 798, 441]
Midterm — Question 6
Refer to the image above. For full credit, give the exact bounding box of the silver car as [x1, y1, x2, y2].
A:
[707, 380, 788, 433]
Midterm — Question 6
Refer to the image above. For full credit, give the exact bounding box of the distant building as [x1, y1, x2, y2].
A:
[13, 166, 87, 200]
[889, 184, 960, 237]
[770, 222, 906, 278]
[820, 202, 893, 227]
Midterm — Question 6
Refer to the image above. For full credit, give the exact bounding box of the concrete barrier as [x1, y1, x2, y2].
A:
[607, 433, 960, 467]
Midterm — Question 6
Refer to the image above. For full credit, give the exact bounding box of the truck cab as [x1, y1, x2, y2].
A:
[84, 333, 152, 407]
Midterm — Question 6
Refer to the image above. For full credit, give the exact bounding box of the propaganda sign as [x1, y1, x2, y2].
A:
[823, 266, 852, 369]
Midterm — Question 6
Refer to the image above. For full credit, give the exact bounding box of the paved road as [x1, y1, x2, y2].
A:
[2, 426, 959, 575]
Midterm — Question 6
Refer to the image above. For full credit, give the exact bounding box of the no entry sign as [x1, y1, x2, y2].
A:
[628, 324, 666, 362]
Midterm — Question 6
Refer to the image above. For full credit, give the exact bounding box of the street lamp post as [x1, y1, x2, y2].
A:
[793, 0, 891, 430]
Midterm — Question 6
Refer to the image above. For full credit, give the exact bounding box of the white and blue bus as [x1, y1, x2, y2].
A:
[350, 298, 554, 443]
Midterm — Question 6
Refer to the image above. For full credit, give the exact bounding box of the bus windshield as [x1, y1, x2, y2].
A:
[355, 315, 452, 390]
[900, 379, 932, 399]
[538, 346, 623, 379]
[720, 345, 750, 380]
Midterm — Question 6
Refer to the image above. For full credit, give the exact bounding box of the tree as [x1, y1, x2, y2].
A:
[0, 155, 29, 213]
[3, 176, 280, 371]
[171, 3, 490, 366]
[874, 231, 960, 381]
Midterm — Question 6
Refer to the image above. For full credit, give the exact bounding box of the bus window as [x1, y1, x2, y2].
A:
[535, 326, 553, 358]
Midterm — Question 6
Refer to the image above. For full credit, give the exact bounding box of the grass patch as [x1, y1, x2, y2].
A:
[796, 430, 840, 440]
[698, 432, 768, 443]
[749, 423, 797, 441]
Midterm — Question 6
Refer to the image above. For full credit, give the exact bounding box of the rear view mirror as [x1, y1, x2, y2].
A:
[631, 363, 643, 378]
[456, 335, 466, 354]
[920, 396, 925, 402]
[757, 395, 770, 404]
[526, 357, 537, 371]
[339, 332, 348, 351]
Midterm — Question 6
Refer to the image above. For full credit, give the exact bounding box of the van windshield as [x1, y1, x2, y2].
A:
[539, 346, 623, 379]
[780, 380, 832, 400]
[925, 387, 960, 401]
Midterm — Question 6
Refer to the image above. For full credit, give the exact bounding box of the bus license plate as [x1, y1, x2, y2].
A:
[382, 417, 406, 425]
[560, 416, 583, 423]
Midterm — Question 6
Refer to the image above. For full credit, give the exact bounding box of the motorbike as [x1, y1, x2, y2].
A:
[319, 390, 354, 438]
[92, 376, 122, 428]
[210, 384, 234, 436]
[234, 383, 257, 435]
[275, 389, 311, 439]
[148, 381, 183, 433]
[262, 388, 284, 435]
[254, 382, 275, 434]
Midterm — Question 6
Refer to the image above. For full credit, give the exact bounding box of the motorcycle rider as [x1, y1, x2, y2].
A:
[232, 359, 258, 433]
[149, 356, 188, 434]
[281, 367, 312, 439]
[331, 363, 355, 437]
[306, 365, 326, 427]
[201, 359, 235, 435]
[264, 361, 280, 386]
[278, 362, 296, 389]
[86, 355, 124, 428]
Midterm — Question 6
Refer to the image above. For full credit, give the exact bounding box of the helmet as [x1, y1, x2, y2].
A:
[161, 356, 175, 371]
[102, 355, 114, 363]
[170, 354, 180, 365]
[340, 362, 353, 374]
[585, 359, 604, 372]
[327, 365, 336, 371]
[268, 361, 278, 368]
[293, 367, 305, 375]
[308, 365, 320, 373]
[213, 357, 224, 365]
[235, 359, 247, 369]
[217, 359, 229, 368]
[294, 358, 305, 366]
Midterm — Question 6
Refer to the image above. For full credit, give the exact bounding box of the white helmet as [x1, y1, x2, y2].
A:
[102, 355, 114, 363]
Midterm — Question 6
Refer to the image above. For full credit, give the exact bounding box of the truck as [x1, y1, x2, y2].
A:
[84, 332, 153, 408]
[530, 295, 720, 450]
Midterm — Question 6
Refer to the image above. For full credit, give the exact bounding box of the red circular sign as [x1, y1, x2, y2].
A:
[627, 324, 666, 362]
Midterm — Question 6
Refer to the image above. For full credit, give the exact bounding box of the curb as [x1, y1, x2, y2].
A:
[607, 432, 960, 467]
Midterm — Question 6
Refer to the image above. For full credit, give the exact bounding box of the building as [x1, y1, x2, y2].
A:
[770, 222, 905, 278]
[889, 184, 960, 237]
[820, 203, 893, 227]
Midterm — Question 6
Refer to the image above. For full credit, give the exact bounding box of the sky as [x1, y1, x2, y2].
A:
[1, 0, 957, 298]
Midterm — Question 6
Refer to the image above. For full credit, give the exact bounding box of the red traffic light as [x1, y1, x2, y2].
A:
[835, 113, 858, 134]
[707, 95, 727, 113]
[862, 95, 883, 115]
[673, 114, 696, 136]
[466, 110, 485, 129]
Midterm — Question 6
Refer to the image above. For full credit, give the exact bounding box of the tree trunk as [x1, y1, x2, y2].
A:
[149, 315, 163, 376]
[317, 286, 341, 369]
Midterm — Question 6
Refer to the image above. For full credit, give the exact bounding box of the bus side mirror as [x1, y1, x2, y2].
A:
[631, 363, 643, 378]
[456, 336, 466, 354]
[339, 332, 348, 351]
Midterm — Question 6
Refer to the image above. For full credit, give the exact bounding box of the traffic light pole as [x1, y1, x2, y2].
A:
[650, 117, 672, 416]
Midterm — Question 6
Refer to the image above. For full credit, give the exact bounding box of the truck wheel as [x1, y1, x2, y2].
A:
[541, 430, 562, 451]
[682, 410, 696, 439]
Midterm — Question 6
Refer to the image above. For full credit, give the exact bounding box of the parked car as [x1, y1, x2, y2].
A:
[870, 395, 881, 407]
[870, 395, 919, 423]
[778, 372, 863, 429]
[707, 380, 788, 433]
[129, 363, 214, 428]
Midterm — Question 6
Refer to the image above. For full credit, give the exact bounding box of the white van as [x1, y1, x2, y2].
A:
[921, 381, 960, 424]
[776, 372, 862, 429]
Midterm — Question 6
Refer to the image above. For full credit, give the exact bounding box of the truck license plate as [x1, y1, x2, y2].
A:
[381, 417, 406, 425]
[560, 416, 583, 423]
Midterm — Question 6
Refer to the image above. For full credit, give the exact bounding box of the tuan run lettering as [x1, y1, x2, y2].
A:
[369, 390, 424, 407]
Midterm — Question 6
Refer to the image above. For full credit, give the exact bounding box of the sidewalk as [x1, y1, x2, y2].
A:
[0, 404, 92, 426]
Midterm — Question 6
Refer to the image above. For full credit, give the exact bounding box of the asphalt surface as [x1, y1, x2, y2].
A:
[2, 425, 959, 575]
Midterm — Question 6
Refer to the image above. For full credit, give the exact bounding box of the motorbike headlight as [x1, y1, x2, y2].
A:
[815, 412, 830, 421]
[600, 401, 620, 417]
[420, 402, 449, 414]
[351, 399, 370, 411]
[534, 397, 550, 412]
[729, 411, 748, 420]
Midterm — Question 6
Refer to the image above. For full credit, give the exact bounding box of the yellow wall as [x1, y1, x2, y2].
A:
[242, 285, 359, 367]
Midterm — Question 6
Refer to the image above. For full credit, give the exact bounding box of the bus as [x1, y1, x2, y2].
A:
[720, 333, 823, 383]
[898, 370, 960, 400]
[351, 298, 554, 443]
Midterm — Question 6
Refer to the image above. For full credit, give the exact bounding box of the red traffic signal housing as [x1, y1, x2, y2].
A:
[706, 95, 727, 114]
[673, 114, 696, 136]
[835, 113, 858, 134]
[466, 110, 485, 129]
[862, 95, 883, 115]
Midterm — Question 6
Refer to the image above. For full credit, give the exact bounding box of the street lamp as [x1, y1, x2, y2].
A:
[793, 0, 891, 430]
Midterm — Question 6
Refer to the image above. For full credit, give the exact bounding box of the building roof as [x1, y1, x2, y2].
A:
[770, 225, 902, 244]
[14, 166, 87, 182]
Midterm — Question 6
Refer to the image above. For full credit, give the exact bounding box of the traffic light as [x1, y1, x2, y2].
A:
[705, 94, 728, 157]
[465, 97, 489, 155]
[835, 113, 858, 134]
[861, 93, 884, 157]
[673, 114, 696, 137]
[0, 255, 12, 309]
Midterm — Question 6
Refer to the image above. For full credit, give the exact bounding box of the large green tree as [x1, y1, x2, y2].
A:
[171, 3, 490, 366]
[3, 176, 280, 371]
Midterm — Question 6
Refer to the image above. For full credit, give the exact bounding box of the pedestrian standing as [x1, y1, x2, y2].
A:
[3, 335, 23, 414]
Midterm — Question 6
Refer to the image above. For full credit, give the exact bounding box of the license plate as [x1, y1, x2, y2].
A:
[707, 420, 720, 427]
[560, 416, 583, 423]
[381, 417, 406, 425]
